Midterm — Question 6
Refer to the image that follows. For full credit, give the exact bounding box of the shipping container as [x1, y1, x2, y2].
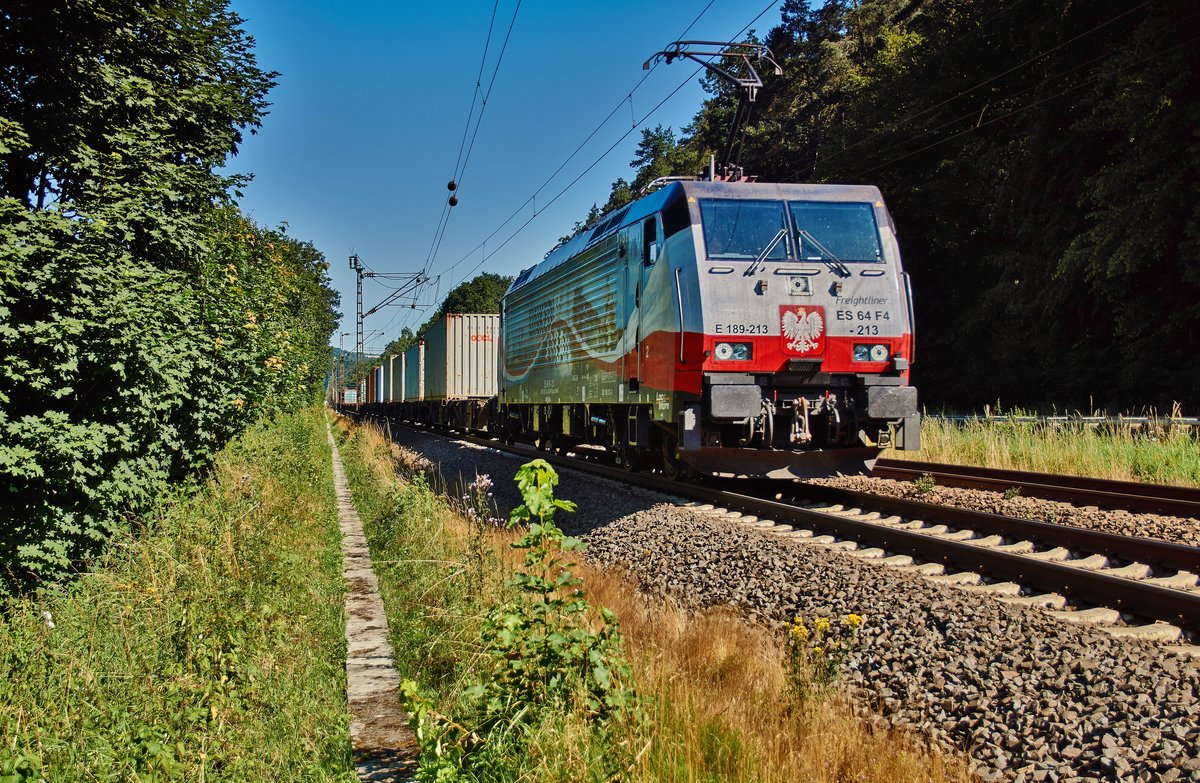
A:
[393, 353, 405, 402]
[381, 355, 393, 402]
[423, 313, 500, 400]
[403, 341, 424, 402]
[381, 355, 396, 403]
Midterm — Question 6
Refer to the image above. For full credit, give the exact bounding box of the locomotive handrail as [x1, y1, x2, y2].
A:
[674, 267, 686, 363]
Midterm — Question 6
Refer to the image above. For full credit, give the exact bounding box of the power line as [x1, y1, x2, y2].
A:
[846, 32, 1200, 180]
[420, 1, 501, 276]
[783, 0, 1154, 183]
[425, 0, 524, 274]
[430, 0, 716, 287]
[432, 0, 774, 296]
[380, 0, 774, 354]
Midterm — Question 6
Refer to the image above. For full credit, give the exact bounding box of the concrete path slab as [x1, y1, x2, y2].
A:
[327, 421, 418, 782]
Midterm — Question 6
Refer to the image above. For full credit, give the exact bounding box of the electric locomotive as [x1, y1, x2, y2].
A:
[496, 178, 919, 478]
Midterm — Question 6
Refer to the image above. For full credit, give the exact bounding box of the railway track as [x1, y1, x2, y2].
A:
[358, 413, 1200, 649]
[873, 458, 1200, 518]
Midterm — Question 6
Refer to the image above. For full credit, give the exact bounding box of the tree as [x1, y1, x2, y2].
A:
[428, 272, 512, 323]
[0, 0, 339, 591]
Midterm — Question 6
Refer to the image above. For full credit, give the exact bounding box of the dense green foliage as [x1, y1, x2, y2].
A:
[0, 408, 353, 781]
[0, 1, 339, 589]
[593, 0, 1200, 408]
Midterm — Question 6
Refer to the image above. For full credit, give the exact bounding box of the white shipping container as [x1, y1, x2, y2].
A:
[422, 313, 499, 400]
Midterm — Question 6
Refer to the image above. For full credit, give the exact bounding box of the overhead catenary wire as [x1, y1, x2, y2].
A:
[383, 0, 770, 347]
[419, 0, 502, 277]
[375, 0, 724, 345]
[431, 0, 774, 298]
[783, 0, 1155, 183]
[841, 31, 1200, 181]
[424, 0, 524, 276]
[430, 0, 718, 287]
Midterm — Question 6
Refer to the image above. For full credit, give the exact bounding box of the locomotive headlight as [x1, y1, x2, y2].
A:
[714, 342, 752, 361]
[853, 343, 890, 362]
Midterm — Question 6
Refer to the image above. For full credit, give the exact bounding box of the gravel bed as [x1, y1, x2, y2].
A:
[808, 475, 1200, 548]
[384, 425, 1200, 782]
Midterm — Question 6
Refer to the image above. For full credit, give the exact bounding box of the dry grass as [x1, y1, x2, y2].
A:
[886, 412, 1200, 487]
[583, 566, 972, 783]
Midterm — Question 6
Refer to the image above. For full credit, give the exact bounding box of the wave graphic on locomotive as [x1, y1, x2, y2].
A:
[495, 179, 919, 478]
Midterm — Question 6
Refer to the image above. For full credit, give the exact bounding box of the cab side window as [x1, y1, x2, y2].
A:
[642, 217, 658, 265]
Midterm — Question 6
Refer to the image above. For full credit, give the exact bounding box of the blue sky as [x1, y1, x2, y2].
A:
[225, 0, 785, 352]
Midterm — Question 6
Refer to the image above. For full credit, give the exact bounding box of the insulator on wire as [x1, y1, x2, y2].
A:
[449, 195, 459, 207]
[447, 180, 458, 191]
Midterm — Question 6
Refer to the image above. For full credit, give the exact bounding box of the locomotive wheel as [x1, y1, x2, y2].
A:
[660, 436, 693, 482]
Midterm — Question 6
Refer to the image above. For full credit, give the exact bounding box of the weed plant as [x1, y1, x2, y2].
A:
[0, 408, 353, 781]
[785, 614, 864, 703]
[401, 460, 643, 781]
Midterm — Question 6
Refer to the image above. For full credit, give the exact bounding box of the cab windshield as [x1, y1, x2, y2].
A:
[789, 201, 882, 263]
[698, 199, 790, 261]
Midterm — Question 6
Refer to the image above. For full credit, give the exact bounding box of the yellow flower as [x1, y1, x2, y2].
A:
[213, 336, 224, 348]
[814, 617, 831, 634]
[846, 613, 864, 628]
[231, 397, 245, 410]
[264, 355, 284, 371]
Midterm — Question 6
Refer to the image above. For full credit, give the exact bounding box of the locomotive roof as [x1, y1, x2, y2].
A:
[508, 180, 889, 294]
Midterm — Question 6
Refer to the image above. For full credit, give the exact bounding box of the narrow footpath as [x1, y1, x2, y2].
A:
[326, 421, 418, 781]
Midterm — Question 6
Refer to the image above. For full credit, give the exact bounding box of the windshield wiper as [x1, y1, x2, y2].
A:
[797, 228, 852, 278]
[744, 227, 788, 277]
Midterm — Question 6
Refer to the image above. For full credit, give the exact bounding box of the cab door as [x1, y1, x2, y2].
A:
[637, 215, 661, 386]
[622, 224, 643, 390]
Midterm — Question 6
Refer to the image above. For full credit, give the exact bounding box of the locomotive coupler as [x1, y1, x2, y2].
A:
[788, 399, 812, 446]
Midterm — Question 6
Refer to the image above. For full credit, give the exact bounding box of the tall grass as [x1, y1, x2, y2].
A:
[336, 417, 971, 782]
[888, 413, 1200, 487]
[0, 408, 354, 781]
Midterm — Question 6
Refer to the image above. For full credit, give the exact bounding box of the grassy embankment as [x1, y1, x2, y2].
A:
[886, 411, 1200, 487]
[335, 416, 971, 782]
[0, 408, 354, 782]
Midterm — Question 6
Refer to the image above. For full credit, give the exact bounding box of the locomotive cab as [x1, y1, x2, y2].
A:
[669, 181, 919, 476]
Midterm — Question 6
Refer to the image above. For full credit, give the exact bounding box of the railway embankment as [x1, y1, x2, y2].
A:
[0, 408, 354, 780]
[338, 417, 970, 782]
[381, 422, 1200, 783]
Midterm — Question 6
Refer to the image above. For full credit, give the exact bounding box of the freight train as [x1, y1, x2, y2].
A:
[355, 178, 919, 479]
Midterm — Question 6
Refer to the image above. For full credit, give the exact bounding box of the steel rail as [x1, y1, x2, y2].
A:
[355, 414, 1200, 629]
[873, 459, 1200, 518]
[777, 482, 1200, 573]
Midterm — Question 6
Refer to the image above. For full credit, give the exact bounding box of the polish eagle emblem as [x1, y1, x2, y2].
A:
[781, 306, 824, 354]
